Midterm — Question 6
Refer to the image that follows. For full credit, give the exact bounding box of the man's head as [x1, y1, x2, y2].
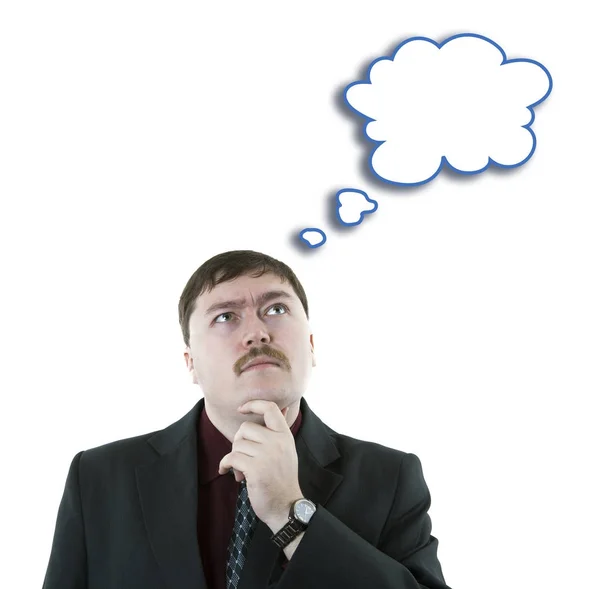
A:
[179, 250, 315, 418]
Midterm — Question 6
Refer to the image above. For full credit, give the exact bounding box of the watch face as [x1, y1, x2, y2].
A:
[294, 499, 316, 524]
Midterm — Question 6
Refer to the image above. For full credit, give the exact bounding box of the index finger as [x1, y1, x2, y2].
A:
[238, 400, 288, 431]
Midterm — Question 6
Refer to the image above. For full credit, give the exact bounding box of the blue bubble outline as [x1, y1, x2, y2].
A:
[299, 227, 327, 248]
[335, 188, 379, 226]
[343, 32, 554, 187]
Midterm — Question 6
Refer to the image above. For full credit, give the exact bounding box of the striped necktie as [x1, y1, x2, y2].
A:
[225, 479, 258, 589]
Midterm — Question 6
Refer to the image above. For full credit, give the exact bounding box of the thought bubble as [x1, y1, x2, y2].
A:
[299, 228, 327, 248]
[344, 33, 553, 186]
[335, 188, 378, 226]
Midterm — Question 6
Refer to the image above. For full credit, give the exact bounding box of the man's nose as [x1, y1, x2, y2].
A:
[242, 315, 271, 347]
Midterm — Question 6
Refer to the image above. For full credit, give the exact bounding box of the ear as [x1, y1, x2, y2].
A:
[310, 334, 316, 367]
[184, 348, 198, 385]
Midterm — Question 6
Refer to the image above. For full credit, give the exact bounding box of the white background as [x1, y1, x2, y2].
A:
[1, 2, 598, 588]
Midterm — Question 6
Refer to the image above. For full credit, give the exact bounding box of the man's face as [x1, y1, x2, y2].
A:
[184, 272, 315, 412]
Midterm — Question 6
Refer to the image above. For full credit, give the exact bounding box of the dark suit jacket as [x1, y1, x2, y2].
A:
[42, 396, 451, 589]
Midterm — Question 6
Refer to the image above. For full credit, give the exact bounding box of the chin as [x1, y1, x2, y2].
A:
[241, 388, 289, 405]
[247, 389, 285, 400]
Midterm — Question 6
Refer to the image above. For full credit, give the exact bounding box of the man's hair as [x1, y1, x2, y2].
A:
[178, 250, 309, 347]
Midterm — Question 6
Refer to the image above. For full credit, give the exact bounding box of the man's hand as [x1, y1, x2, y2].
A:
[218, 400, 303, 530]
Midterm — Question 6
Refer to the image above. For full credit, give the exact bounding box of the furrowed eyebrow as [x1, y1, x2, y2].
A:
[204, 290, 292, 317]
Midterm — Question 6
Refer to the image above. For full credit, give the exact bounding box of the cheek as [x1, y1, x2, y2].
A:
[195, 341, 229, 374]
[286, 330, 313, 361]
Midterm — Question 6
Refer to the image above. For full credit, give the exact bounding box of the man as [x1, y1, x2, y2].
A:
[43, 250, 452, 589]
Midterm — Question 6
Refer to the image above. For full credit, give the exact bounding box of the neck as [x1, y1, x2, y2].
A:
[204, 398, 301, 443]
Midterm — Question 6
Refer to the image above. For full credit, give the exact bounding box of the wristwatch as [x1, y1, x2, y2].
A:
[270, 498, 317, 548]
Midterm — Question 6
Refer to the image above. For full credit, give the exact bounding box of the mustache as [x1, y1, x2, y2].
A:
[233, 345, 291, 375]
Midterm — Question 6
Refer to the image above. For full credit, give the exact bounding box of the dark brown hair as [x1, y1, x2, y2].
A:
[178, 250, 309, 347]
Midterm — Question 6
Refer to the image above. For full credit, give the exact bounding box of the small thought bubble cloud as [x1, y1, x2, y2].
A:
[336, 188, 378, 226]
[345, 33, 553, 186]
[299, 228, 327, 248]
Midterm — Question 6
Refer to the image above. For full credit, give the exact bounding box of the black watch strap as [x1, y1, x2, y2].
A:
[270, 517, 306, 549]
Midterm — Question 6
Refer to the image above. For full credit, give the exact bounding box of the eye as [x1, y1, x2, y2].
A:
[215, 312, 235, 323]
[267, 303, 288, 315]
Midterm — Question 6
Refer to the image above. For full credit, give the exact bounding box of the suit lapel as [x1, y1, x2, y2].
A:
[136, 400, 207, 589]
[135, 397, 343, 589]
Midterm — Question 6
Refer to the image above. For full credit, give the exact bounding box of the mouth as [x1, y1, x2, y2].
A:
[241, 358, 281, 372]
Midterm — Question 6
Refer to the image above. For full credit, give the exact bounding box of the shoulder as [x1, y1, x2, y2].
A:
[85, 429, 160, 457]
[328, 428, 432, 513]
[73, 428, 161, 480]
[76, 400, 202, 472]
[323, 423, 419, 479]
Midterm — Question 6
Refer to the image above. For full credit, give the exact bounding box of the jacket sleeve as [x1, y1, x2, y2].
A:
[42, 451, 87, 589]
[276, 452, 452, 589]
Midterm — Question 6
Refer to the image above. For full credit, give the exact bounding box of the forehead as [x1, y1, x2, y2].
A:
[194, 273, 297, 313]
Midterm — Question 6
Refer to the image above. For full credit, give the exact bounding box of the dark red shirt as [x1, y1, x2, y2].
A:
[197, 404, 303, 589]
